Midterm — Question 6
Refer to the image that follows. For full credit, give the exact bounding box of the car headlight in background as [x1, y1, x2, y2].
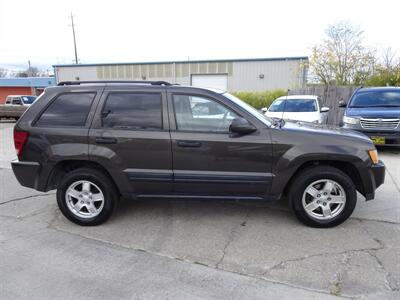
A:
[343, 116, 360, 125]
[368, 149, 379, 164]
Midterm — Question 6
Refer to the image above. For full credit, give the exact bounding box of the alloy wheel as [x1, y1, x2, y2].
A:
[301, 179, 346, 220]
[65, 180, 105, 219]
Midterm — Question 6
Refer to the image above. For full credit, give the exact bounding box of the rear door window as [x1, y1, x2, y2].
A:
[36, 92, 96, 127]
[101, 93, 162, 130]
[12, 97, 22, 105]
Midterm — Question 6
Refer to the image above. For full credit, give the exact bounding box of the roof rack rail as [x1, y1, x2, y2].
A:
[57, 80, 172, 86]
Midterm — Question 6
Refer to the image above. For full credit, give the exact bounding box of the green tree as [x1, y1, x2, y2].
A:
[310, 22, 375, 85]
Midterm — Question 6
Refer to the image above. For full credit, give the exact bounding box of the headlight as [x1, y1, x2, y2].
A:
[343, 116, 359, 125]
[368, 149, 379, 164]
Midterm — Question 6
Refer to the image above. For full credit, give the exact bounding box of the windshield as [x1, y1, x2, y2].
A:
[223, 92, 273, 126]
[21, 96, 37, 104]
[349, 90, 400, 107]
[269, 99, 317, 112]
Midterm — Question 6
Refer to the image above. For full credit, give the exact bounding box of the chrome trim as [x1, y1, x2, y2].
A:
[360, 118, 399, 130]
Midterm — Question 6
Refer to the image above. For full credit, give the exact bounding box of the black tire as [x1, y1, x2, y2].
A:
[57, 168, 118, 226]
[289, 166, 357, 228]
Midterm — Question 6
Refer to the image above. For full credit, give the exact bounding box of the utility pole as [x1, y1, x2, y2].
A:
[70, 13, 78, 64]
[28, 60, 31, 77]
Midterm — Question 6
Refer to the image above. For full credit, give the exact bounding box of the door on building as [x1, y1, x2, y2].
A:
[191, 74, 228, 91]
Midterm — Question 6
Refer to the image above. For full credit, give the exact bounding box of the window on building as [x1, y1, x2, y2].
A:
[102, 93, 162, 130]
[36, 92, 96, 127]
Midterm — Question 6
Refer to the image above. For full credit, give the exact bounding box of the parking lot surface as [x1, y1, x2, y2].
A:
[1, 121, 399, 299]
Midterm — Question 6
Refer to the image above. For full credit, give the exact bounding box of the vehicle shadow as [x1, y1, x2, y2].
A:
[113, 196, 291, 220]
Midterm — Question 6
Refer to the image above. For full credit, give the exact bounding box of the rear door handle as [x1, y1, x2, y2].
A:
[177, 140, 202, 148]
[95, 137, 118, 144]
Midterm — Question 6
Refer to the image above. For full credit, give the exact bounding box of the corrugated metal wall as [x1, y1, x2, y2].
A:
[230, 60, 305, 91]
[94, 62, 233, 81]
[55, 59, 307, 92]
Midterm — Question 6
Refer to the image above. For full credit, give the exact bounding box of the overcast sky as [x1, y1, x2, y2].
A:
[0, 0, 399, 70]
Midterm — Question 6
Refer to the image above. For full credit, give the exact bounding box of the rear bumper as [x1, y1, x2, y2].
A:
[364, 161, 385, 201]
[11, 160, 49, 192]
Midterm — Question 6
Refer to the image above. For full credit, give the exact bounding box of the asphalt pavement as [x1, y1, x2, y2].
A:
[0, 121, 399, 299]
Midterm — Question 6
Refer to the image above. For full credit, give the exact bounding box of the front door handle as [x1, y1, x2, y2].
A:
[95, 137, 118, 144]
[177, 140, 202, 148]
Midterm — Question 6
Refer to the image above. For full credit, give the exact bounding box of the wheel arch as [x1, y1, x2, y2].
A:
[279, 159, 366, 199]
[46, 160, 121, 195]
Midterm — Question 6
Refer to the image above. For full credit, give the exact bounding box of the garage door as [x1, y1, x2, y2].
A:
[191, 74, 228, 91]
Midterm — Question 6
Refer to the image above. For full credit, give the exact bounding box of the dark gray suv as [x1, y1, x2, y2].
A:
[12, 81, 385, 227]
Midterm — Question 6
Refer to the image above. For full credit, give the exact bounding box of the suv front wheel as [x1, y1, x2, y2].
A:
[56, 168, 118, 226]
[289, 166, 357, 228]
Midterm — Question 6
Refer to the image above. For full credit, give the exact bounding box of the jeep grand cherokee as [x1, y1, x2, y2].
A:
[12, 81, 385, 227]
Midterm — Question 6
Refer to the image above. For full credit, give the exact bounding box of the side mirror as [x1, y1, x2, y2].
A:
[229, 117, 257, 135]
[261, 107, 268, 113]
[320, 107, 330, 113]
[338, 100, 347, 108]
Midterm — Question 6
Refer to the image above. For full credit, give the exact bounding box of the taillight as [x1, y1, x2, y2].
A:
[13, 130, 29, 159]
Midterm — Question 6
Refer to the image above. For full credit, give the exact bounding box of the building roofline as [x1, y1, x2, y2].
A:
[0, 77, 55, 87]
[53, 56, 309, 68]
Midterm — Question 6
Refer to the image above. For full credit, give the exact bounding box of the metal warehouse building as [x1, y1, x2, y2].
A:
[53, 56, 308, 92]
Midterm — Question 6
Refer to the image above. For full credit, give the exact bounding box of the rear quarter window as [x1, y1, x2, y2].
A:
[35, 92, 96, 127]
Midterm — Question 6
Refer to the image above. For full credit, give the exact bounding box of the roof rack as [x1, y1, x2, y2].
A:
[57, 80, 172, 86]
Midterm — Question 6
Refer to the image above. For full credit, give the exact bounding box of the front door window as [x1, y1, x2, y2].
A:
[173, 95, 238, 133]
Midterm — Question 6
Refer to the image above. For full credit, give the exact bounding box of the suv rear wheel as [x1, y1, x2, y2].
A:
[56, 168, 118, 226]
[289, 166, 357, 228]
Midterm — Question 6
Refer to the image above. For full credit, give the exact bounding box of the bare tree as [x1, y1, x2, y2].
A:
[27, 66, 40, 77]
[16, 65, 40, 78]
[310, 22, 375, 85]
[381, 47, 397, 71]
[0, 68, 7, 77]
[16, 71, 28, 78]
[365, 47, 400, 86]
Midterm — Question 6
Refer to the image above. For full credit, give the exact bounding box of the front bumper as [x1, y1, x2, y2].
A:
[343, 124, 400, 147]
[364, 160, 385, 200]
[355, 130, 400, 147]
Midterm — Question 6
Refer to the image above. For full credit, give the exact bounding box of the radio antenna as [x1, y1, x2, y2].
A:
[280, 89, 290, 122]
